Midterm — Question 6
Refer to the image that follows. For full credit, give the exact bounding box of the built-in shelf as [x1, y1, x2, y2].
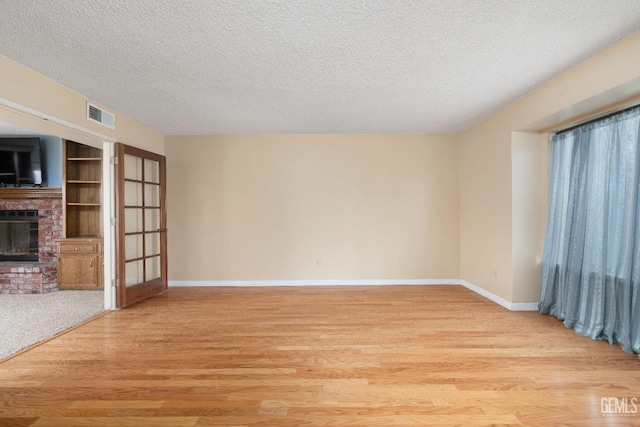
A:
[55, 141, 105, 292]
[63, 140, 103, 238]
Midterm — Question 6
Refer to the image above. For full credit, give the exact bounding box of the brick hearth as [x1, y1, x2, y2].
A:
[0, 189, 63, 294]
[0, 263, 57, 293]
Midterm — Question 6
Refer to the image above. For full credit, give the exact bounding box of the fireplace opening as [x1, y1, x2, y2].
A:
[0, 210, 39, 261]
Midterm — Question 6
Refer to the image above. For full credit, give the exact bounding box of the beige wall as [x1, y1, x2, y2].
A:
[166, 134, 459, 281]
[511, 132, 545, 303]
[460, 31, 640, 303]
[0, 54, 163, 153]
[4, 30, 640, 302]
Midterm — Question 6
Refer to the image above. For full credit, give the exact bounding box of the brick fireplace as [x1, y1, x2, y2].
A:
[0, 188, 63, 294]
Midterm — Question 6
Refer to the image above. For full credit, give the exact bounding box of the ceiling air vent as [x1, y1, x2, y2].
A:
[86, 102, 115, 129]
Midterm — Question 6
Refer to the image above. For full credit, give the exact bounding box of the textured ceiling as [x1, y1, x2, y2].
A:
[0, 1, 639, 135]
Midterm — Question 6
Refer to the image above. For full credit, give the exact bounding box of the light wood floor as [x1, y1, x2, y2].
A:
[0, 286, 638, 426]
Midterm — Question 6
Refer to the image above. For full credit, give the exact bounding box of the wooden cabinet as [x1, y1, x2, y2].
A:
[63, 140, 102, 238]
[58, 141, 104, 290]
[56, 239, 103, 289]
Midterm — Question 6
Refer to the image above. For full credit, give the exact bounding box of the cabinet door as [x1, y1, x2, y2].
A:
[58, 255, 100, 289]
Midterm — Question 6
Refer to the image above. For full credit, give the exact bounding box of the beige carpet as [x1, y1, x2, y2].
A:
[0, 290, 105, 360]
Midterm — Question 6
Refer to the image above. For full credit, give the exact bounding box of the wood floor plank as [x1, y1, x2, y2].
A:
[1, 285, 638, 426]
[0, 418, 39, 427]
[30, 417, 198, 426]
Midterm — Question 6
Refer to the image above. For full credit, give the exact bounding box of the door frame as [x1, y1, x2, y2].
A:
[103, 142, 116, 309]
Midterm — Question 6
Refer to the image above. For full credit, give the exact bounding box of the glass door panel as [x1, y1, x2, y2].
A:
[124, 154, 143, 180]
[144, 159, 160, 183]
[125, 208, 143, 234]
[125, 234, 143, 258]
[124, 181, 143, 206]
[145, 209, 160, 232]
[145, 256, 161, 281]
[126, 260, 144, 286]
[145, 232, 161, 257]
[144, 184, 160, 207]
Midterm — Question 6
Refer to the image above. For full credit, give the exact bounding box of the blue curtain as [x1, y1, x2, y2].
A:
[539, 106, 640, 355]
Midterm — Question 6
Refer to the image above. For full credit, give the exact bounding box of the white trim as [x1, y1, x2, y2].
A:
[459, 279, 512, 310]
[169, 279, 460, 287]
[168, 279, 539, 311]
[510, 302, 539, 311]
[459, 280, 538, 311]
[170, 279, 541, 311]
[0, 97, 116, 142]
[102, 142, 116, 310]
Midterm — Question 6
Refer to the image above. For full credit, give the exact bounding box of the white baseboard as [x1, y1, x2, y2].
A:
[168, 279, 539, 311]
[510, 302, 539, 311]
[169, 279, 460, 287]
[459, 280, 538, 311]
[458, 279, 512, 310]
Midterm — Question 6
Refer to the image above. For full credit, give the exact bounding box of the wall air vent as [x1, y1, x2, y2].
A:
[86, 102, 115, 129]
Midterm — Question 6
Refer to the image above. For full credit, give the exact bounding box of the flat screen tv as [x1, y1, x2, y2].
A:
[0, 138, 42, 186]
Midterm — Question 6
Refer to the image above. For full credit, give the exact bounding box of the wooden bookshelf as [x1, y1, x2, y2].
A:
[62, 141, 103, 238]
[58, 140, 104, 289]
